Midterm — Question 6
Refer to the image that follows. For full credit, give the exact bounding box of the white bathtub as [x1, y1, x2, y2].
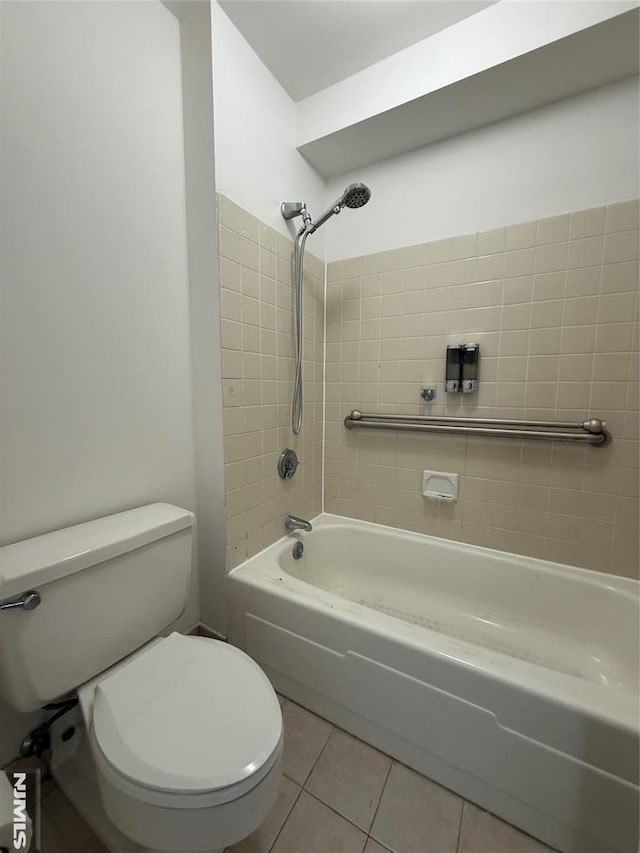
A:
[227, 514, 639, 853]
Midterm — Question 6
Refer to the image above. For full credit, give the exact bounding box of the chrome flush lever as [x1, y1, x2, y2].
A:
[0, 590, 41, 611]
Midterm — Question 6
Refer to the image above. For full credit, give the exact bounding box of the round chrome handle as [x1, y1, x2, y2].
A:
[583, 417, 605, 434]
[278, 448, 299, 480]
[0, 590, 41, 611]
[21, 591, 41, 610]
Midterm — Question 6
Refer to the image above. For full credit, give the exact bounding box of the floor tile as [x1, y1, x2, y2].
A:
[38, 811, 72, 853]
[458, 801, 555, 853]
[33, 721, 555, 853]
[38, 812, 107, 853]
[231, 776, 301, 853]
[370, 762, 462, 853]
[281, 700, 333, 785]
[40, 773, 57, 801]
[83, 837, 111, 853]
[306, 728, 391, 831]
[42, 786, 107, 852]
[271, 790, 367, 853]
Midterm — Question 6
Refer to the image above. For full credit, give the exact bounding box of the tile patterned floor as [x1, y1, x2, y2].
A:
[225, 695, 557, 853]
[33, 694, 556, 853]
[33, 779, 109, 853]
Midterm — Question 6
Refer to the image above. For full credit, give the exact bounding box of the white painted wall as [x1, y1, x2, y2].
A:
[0, 1, 197, 761]
[325, 76, 640, 261]
[211, 2, 327, 254]
[218, 0, 496, 102]
[176, 2, 228, 634]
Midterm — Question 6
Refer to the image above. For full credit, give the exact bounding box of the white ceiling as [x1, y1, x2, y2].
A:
[218, 0, 498, 101]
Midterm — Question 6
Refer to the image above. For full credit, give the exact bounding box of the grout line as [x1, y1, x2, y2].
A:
[365, 836, 394, 853]
[40, 777, 57, 803]
[366, 759, 394, 843]
[268, 779, 303, 853]
[270, 723, 335, 852]
[303, 788, 371, 838]
[321, 257, 327, 513]
[301, 722, 335, 788]
[586, 236, 606, 452]
[454, 798, 466, 853]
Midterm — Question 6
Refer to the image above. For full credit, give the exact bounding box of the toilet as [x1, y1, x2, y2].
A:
[0, 504, 282, 853]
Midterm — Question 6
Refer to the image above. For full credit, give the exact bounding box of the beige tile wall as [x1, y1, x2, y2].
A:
[325, 201, 639, 578]
[218, 195, 323, 568]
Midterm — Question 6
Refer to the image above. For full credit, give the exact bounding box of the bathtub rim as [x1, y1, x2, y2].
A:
[236, 512, 637, 596]
[227, 512, 639, 734]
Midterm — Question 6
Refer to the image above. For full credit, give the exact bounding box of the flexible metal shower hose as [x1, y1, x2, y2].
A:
[292, 226, 309, 435]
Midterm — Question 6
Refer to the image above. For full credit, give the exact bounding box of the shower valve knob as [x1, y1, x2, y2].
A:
[278, 448, 299, 480]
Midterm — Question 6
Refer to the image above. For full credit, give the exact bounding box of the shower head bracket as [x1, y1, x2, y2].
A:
[281, 201, 307, 221]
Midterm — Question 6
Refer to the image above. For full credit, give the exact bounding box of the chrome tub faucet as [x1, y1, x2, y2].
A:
[284, 515, 312, 533]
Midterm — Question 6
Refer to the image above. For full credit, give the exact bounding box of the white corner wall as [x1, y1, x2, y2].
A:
[325, 76, 640, 260]
[0, 1, 198, 761]
[175, 1, 228, 634]
[211, 2, 327, 254]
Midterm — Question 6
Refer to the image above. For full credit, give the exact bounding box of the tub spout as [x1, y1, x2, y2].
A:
[284, 515, 312, 533]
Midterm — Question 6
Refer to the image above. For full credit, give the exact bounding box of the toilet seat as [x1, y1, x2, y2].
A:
[89, 633, 282, 808]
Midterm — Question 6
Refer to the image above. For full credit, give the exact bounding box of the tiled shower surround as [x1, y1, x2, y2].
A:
[219, 196, 639, 578]
[218, 194, 323, 568]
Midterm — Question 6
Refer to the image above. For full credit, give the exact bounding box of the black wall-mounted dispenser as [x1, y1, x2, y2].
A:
[445, 345, 462, 393]
[445, 343, 480, 393]
[462, 343, 480, 394]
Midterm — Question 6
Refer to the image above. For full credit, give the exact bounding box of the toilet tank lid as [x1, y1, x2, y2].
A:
[0, 504, 194, 599]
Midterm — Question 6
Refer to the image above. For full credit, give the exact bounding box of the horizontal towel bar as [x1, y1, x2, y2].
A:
[343, 410, 611, 446]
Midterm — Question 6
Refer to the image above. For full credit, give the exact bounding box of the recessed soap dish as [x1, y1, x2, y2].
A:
[422, 470, 459, 502]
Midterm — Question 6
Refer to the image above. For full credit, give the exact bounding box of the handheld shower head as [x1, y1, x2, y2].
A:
[309, 181, 371, 233]
[341, 182, 371, 209]
[280, 180, 371, 435]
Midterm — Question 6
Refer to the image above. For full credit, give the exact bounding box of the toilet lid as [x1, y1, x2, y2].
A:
[92, 633, 282, 794]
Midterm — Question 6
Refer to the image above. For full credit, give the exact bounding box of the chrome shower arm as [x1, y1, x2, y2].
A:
[309, 201, 342, 234]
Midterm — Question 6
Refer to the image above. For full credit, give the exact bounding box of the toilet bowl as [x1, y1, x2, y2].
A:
[77, 632, 283, 853]
[0, 504, 282, 852]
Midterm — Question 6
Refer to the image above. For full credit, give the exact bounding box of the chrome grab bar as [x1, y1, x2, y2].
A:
[344, 410, 610, 446]
[0, 590, 42, 612]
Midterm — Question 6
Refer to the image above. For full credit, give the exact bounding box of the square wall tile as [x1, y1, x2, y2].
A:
[569, 206, 606, 240]
[219, 193, 639, 581]
[536, 213, 569, 245]
[606, 200, 640, 233]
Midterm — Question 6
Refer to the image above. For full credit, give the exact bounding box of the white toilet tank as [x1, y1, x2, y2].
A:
[0, 504, 194, 712]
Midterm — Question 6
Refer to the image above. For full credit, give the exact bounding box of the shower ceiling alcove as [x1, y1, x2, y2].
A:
[224, 1, 640, 179]
[298, 4, 640, 177]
